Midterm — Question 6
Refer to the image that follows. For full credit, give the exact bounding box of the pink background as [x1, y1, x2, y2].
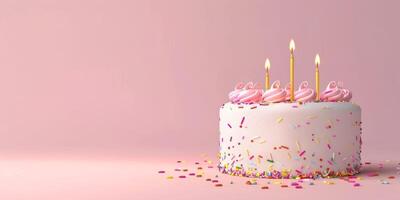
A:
[1, 0, 400, 199]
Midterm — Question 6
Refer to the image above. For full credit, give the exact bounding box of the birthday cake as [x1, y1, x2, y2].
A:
[218, 42, 362, 179]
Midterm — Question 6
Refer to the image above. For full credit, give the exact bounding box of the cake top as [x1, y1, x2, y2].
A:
[228, 39, 354, 104]
[228, 80, 352, 104]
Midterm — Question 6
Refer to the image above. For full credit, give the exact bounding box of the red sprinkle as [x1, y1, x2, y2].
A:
[179, 176, 186, 178]
[261, 186, 269, 189]
[353, 183, 361, 187]
[215, 184, 223, 187]
[299, 150, 306, 157]
[158, 171, 165, 174]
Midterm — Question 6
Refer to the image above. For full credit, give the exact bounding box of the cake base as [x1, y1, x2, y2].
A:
[219, 102, 362, 179]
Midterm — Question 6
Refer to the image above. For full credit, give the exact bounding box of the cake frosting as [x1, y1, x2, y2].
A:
[219, 81, 361, 179]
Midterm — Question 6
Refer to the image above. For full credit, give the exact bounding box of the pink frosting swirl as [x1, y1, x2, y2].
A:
[262, 81, 287, 103]
[229, 82, 263, 104]
[320, 81, 352, 102]
[294, 81, 316, 102]
[284, 83, 291, 101]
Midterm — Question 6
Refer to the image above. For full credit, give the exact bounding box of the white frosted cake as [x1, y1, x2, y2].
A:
[218, 81, 362, 178]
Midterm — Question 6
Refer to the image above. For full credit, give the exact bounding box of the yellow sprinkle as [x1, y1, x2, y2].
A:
[246, 149, 250, 156]
[276, 117, 284, 123]
[287, 153, 292, 159]
[258, 140, 266, 144]
[315, 138, 320, 144]
[296, 141, 301, 151]
[307, 115, 317, 119]
[273, 181, 281, 185]
[166, 176, 174, 179]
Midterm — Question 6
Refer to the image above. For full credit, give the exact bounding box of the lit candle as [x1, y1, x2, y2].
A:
[315, 54, 320, 101]
[289, 39, 295, 101]
[265, 58, 271, 90]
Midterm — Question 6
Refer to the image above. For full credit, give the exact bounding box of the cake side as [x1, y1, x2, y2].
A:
[218, 102, 362, 178]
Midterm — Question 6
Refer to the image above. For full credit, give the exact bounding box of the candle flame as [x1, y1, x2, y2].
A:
[265, 58, 270, 70]
[315, 54, 320, 66]
[289, 39, 295, 51]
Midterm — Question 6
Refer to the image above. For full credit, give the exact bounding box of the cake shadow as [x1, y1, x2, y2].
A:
[358, 161, 400, 178]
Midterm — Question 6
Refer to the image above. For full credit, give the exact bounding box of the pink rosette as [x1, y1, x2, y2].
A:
[320, 81, 352, 102]
[338, 82, 353, 102]
[295, 81, 316, 102]
[229, 82, 263, 104]
[262, 81, 287, 103]
[284, 83, 291, 101]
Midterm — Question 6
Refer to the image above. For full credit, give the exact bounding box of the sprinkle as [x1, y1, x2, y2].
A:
[212, 180, 218, 183]
[281, 184, 289, 188]
[174, 169, 181, 171]
[166, 176, 174, 179]
[227, 123, 232, 128]
[215, 184, 223, 187]
[188, 173, 195, 176]
[249, 155, 255, 160]
[258, 140, 266, 144]
[250, 106, 257, 109]
[388, 176, 396, 179]
[240, 117, 245, 128]
[276, 117, 284, 123]
[280, 145, 289, 150]
[353, 183, 361, 187]
[206, 178, 212, 181]
[196, 174, 202, 178]
[251, 136, 261, 141]
[381, 180, 390, 184]
[287, 153, 292, 159]
[261, 186, 269, 189]
[367, 172, 379, 177]
[295, 185, 303, 189]
[307, 115, 317, 119]
[327, 144, 331, 149]
[309, 182, 315, 185]
[179, 176, 186, 178]
[296, 141, 301, 151]
[299, 150, 306, 157]
[246, 149, 250, 156]
[158, 170, 165, 174]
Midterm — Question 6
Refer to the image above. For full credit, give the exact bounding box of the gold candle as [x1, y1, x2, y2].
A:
[315, 54, 320, 101]
[265, 58, 271, 90]
[289, 39, 295, 101]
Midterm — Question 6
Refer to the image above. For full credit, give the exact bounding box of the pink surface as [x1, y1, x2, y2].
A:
[0, 0, 400, 199]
